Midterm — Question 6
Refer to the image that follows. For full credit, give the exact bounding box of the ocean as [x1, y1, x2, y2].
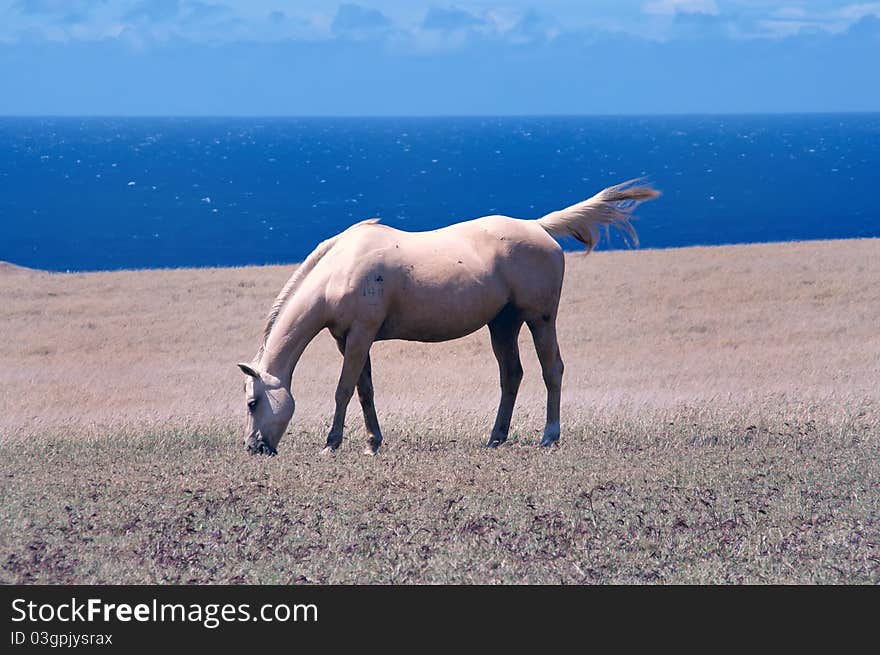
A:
[1, 114, 878, 272]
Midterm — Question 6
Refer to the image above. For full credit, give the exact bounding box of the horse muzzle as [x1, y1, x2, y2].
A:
[246, 438, 277, 456]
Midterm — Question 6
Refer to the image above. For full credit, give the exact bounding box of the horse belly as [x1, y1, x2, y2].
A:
[378, 272, 508, 342]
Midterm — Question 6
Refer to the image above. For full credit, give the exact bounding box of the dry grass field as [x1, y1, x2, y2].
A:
[1, 238, 878, 584]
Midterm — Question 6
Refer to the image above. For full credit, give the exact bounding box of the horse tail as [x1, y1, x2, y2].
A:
[536, 179, 660, 252]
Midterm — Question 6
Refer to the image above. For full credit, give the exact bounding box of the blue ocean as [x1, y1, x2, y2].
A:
[1, 114, 878, 272]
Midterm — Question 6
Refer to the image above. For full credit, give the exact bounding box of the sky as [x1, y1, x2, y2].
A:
[1, 1, 878, 115]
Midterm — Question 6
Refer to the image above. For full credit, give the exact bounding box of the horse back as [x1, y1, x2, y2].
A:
[320, 217, 565, 341]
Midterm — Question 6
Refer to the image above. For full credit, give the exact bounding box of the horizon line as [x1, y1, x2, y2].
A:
[7, 236, 880, 275]
[1, 110, 879, 120]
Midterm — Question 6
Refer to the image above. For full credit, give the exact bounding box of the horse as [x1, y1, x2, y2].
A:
[238, 179, 659, 456]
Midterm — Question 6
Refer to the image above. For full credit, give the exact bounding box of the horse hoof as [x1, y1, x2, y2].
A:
[539, 438, 559, 448]
[363, 447, 377, 456]
[320, 446, 336, 456]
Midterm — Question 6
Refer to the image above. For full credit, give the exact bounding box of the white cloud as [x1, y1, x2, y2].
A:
[837, 2, 880, 20]
[642, 0, 720, 16]
[421, 7, 484, 31]
[1, 1, 878, 47]
[332, 3, 392, 35]
[757, 2, 880, 37]
[771, 7, 807, 20]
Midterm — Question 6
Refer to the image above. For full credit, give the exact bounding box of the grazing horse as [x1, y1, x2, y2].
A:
[238, 179, 659, 455]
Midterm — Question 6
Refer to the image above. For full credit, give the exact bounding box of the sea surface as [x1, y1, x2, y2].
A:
[1, 114, 878, 272]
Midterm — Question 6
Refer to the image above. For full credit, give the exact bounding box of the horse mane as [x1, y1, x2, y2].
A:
[255, 218, 380, 360]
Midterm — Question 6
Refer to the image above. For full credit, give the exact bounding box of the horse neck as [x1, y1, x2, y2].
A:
[259, 286, 326, 386]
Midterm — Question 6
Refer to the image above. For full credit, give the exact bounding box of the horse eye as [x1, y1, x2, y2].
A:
[247, 399, 258, 411]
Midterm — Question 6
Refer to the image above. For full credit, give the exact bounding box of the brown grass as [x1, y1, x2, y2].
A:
[1, 239, 878, 583]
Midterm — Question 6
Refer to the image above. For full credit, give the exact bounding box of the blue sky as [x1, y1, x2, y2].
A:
[1, 1, 878, 114]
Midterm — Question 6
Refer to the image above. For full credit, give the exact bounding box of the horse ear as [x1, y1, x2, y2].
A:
[237, 362, 260, 379]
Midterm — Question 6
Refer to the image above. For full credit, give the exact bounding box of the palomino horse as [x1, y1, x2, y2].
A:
[238, 179, 659, 455]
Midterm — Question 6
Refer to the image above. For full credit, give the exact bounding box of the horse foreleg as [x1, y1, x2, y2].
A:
[487, 311, 524, 448]
[527, 318, 564, 447]
[355, 356, 383, 455]
[324, 326, 375, 454]
[335, 338, 383, 455]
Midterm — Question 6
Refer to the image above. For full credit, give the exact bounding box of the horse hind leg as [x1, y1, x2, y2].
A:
[527, 316, 564, 447]
[486, 307, 524, 448]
